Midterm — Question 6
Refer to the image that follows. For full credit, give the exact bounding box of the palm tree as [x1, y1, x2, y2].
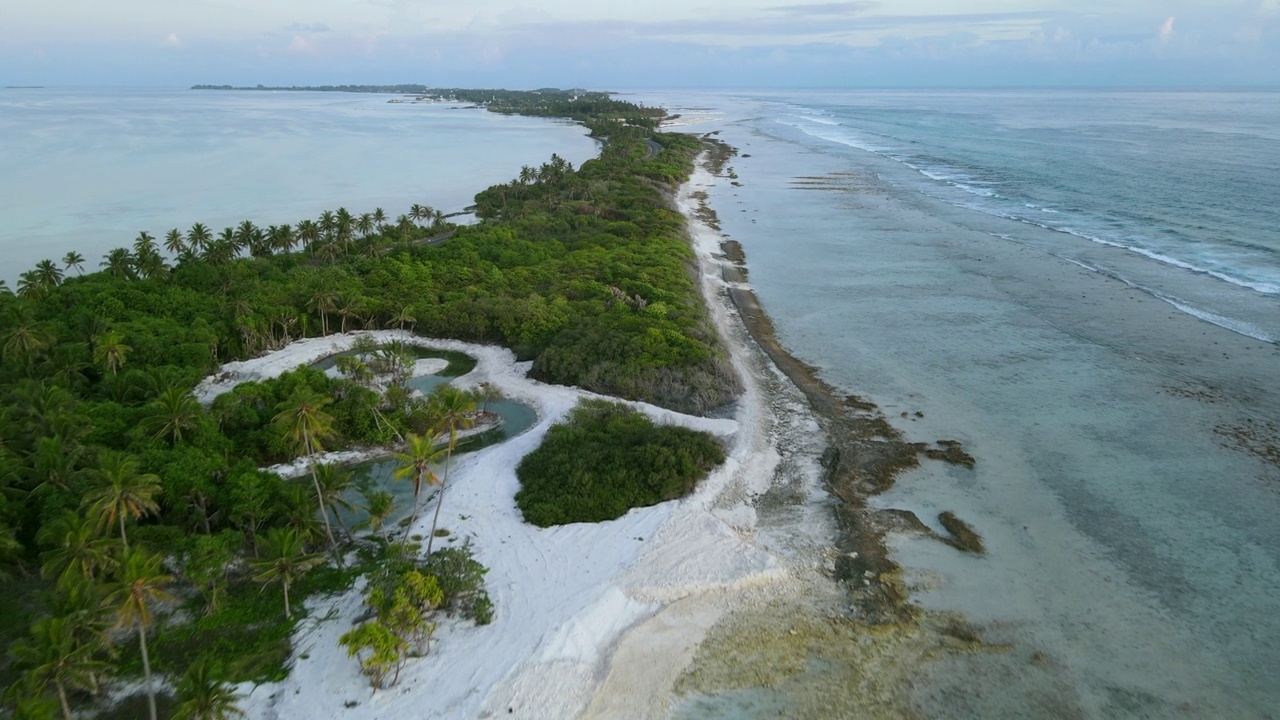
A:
[426, 386, 476, 554]
[307, 289, 339, 336]
[232, 220, 257, 255]
[38, 511, 119, 583]
[142, 385, 202, 446]
[172, 659, 245, 720]
[372, 207, 387, 231]
[92, 330, 130, 376]
[164, 228, 186, 256]
[318, 209, 337, 240]
[313, 462, 355, 536]
[355, 484, 396, 544]
[390, 305, 416, 331]
[3, 306, 52, 362]
[83, 452, 161, 552]
[17, 271, 49, 299]
[391, 433, 443, 543]
[133, 231, 158, 258]
[296, 219, 320, 254]
[251, 527, 322, 619]
[104, 549, 174, 720]
[33, 259, 64, 288]
[272, 388, 337, 548]
[62, 252, 86, 275]
[187, 223, 213, 255]
[357, 212, 375, 238]
[7, 615, 108, 720]
[100, 248, 135, 279]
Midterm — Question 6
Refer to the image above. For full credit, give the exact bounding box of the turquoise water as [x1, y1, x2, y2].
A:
[334, 397, 538, 531]
[0, 87, 600, 283]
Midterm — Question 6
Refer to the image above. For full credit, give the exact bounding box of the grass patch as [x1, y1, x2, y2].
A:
[515, 399, 726, 526]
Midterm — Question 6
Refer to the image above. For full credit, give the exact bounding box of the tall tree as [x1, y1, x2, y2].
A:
[163, 228, 187, 256]
[7, 615, 107, 720]
[272, 388, 337, 547]
[390, 433, 443, 545]
[92, 330, 130, 376]
[251, 527, 322, 619]
[186, 223, 213, 255]
[99, 248, 135, 279]
[425, 386, 476, 554]
[33, 259, 64, 288]
[83, 451, 161, 552]
[104, 549, 174, 720]
[37, 511, 118, 583]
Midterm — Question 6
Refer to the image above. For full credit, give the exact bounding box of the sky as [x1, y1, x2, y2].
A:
[2, 0, 1278, 87]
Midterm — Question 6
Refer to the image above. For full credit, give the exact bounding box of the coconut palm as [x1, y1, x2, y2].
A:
[32, 259, 63, 288]
[104, 549, 174, 720]
[163, 228, 186, 256]
[251, 527, 323, 619]
[232, 220, 257, 255]
[313, 462, 355, 536]
[355, 484, 396, 543]
[425, 386, 476, 554]
[391, 433, 444, 543]
[272, 388, 337, 548]
[7, 615, 108, 720]
[133, 231, 158, 258]
[296, 219, 320, 254]
[83, 451, 161, 552]
[100, 248, 134, 279]
[38, 511, 119, 583]
[171, 659, 245, 720]
[307, 289, 339, 336]
[142, 385, 203, 446]
[390, 305, 416, 331]
[318, 209, 336, 239]
[3, 306, 52, 362]
[17, 271, 49, 299]
[187, 223, 213, 255]
[372, 207, 387, 231]
[92, 330, 130, 376]
[357, 212, 375, 238]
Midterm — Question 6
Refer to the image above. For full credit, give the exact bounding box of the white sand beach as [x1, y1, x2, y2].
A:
[194, 159, 831, 720]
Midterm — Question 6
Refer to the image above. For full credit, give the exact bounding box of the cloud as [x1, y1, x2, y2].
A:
[163, 32, 182, 48]
[1159, 16, 1176, 43]
[288, 35, 312, 53]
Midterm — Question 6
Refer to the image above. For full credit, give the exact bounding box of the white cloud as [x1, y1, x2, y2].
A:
[1158, 15, 1176, 43]
[163, 32, 182, 47]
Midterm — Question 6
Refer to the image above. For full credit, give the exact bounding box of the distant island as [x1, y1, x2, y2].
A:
[191, 84, 597, 97]
[4, 86, 44, 89]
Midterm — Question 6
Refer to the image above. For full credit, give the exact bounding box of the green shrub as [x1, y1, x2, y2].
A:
[515, 399, 725, 526]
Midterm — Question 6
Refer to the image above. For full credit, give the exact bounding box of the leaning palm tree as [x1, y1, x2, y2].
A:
[251, 527, 323, 619]
[425, 386, 476, 554]
[171, 659, 245, 720]
[63, 251, 86, 276]
[83, 451, 161, 552]
[7, 615, 108, 720]
[272, 388, 337, 548]
[391, 433, 444, 544]
[312, 462, 355, 536]
[104, 549, 174, 720]
[354, 483, 396, 544]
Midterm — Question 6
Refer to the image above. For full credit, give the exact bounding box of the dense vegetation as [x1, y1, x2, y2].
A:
[0, 88, 733, 717]
[515, 400, 726, 526]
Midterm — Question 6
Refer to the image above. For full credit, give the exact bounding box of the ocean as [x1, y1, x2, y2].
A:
[0, 87, 600, 284]
[639, 89, 1280, 718]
